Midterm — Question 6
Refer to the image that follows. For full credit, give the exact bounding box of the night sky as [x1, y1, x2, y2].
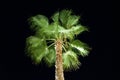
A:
[1, 0, 112, 80]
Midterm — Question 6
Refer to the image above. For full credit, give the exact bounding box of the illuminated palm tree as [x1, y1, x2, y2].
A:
[26, 9, 90, 80]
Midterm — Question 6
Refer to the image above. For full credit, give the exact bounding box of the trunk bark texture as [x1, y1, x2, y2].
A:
[55, 39, 64, 80]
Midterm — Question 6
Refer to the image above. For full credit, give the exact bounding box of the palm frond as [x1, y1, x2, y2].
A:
[51, 12, 59, 22]
[43, 47, 56, 67]
[70, 40, 90, 57]
[66, 15, 80, 28]
[57, 25, 74, 40]
[59, 10, 72, 27]
[72, 25, 88, 35]
[56, 24, 87, 40]
[30, 46, 48, 64]
[41, 22, 59, 39]
[33, 22, 59, 39]
[63, 50, 80, 71]
[28, 15, 49, 30]
[26, 36, 43, 49]
[26, 36, 48, 63]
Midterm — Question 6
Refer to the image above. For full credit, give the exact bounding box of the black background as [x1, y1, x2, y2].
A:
[1, 0, 112, 80]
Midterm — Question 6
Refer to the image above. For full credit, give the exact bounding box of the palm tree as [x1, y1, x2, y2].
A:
[26, 9, 90, 80]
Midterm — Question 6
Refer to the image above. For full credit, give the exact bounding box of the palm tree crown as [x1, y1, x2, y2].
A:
[26, 9, 90, 71]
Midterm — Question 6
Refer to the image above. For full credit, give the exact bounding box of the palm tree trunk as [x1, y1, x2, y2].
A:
[55, 39, 64, 80]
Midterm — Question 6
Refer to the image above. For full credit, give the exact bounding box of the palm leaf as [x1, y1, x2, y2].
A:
[26, 36, 48, 63]
[56, 24, 88, 40]
[72, 25, 88, 35]
[66, 15, 80, 28]
[41, 22, 59, 39]
[51, 12, 59, 22]
[43, 47, 56, 67]
[26, 36, 44, 48]
[30, 46, 48, 64]
[28, 15, 49, 31]
[59, 10, 72, 27]
[63, 50, 80, 71]
[70, 40, 90, 57]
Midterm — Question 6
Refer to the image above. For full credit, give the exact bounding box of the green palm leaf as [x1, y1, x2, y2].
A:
[66, 15, 80, 28]
[72, 25, 88, 35]
[26, 36, 48, 63]
[28, 15, 49, 31]
[59, 10, 72, 27]
[70, 40, 90, 57]
[41, 22, 59, 39]
[63, 50, 80, 71]
[43, 47, 56, 67]
[57, 24, 88, 40]
[51, 12, 59, 22]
